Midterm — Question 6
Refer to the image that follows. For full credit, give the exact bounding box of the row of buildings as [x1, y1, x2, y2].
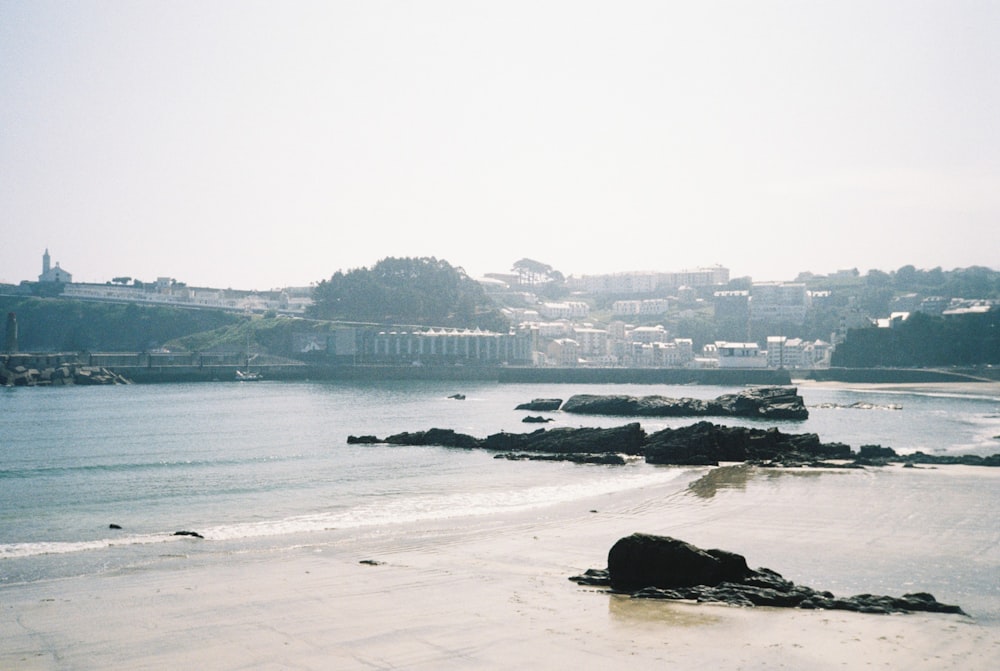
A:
[34, 250, 313, 314]
[317, 323, 832, 370]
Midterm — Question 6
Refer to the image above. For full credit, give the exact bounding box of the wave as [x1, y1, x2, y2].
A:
[0, 467, 694, 559]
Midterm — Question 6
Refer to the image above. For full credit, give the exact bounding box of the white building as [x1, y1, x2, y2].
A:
[38, 249, 72, 283]
[627, 325, 668, 344]
[715, 341, 768, 368]
[612, 298, 671, 316]
[573, 327, 608, 356]
[767, 336, 833, 368]
[574, 266, 729, 295]
[539, 301, 590, 320]
[547, 338, 580, 366]
[535, 321, 573, 338]
[750, 282, 809, 323]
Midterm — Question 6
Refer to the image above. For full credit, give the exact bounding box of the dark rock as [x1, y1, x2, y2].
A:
[607, 533, 750, 591]
[522, 415, 554, 423]
[568, 568, 610, 586]
[515, 398, 563, 411]
[570, 534, 967, 616]
[899, 451, 1000, 467]
[359, 559, 384, 566]
[497, 452, 627, 465]
[384, 428, 480, 449]
[109, 523, 122, 529]
[447, 393, 466, 400]
[515, 423, 646, 456]
[346, 435, 381, 444]
[645, 422, 851, 466]
[859, 444, 898, 459]
[352, 421, 997, 468]
[173, 530, 204, 539]
[368, 423, 644, 461]
[561, 386, 808, 420]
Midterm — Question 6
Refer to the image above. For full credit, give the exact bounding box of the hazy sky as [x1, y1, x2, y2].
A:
[2, 1, 998, 290]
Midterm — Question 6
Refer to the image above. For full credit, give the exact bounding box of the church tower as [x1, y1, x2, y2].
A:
[43, 248, 51, 276]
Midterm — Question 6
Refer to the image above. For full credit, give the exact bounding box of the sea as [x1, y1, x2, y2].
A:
[2, 380, 999, 621]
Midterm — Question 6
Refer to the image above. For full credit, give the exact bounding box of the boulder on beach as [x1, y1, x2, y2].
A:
[570, 533, 967, 616]
[607, 533, 750, 590]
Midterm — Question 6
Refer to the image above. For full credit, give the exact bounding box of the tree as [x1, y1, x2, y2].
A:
[512, 258, 554, 286]
[308, 257, 509, 331]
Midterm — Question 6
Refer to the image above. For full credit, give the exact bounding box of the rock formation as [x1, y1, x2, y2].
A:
[560, 386, 808, 420]
[570, 533, 966, 616]
[0, 361, 130, 386]
[644, 421, 851, 466]
[372, 423, 647, 457]
[514, 398, 563, 411]
[349, 420, 1000, 467]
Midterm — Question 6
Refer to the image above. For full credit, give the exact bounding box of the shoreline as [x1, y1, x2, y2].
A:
[2, 465, 996, 670]
[795, 377, 1000, 398]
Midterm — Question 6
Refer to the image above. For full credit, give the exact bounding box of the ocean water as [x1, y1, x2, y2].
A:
[2, 380, 999, 619]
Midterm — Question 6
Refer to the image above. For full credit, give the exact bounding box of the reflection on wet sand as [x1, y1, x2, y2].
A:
[608, 593, 722, 627]
[686, 464, 826, 499]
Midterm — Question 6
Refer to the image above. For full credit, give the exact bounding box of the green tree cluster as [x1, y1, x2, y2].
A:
[308, 257, 509, 331]
[831, 310, 1000, 367]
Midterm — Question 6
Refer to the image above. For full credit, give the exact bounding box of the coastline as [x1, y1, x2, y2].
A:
[3, 465, 996, 670]
[795, 377, 1000, 398]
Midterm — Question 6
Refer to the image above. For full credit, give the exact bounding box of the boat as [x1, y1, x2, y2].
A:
[236, 336, 263, 381]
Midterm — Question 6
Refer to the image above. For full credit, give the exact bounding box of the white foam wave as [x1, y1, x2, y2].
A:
[204, 467, 690, 540]
[0, 532, 200, 560]
[1, 467, 692, 557]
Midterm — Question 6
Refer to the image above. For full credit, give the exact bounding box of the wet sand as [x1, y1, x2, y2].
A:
[794, 377, 1000, 398]
[2, 466, 996, 670]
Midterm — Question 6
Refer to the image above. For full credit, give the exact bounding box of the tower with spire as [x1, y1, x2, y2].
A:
[38, 249, 72, 283]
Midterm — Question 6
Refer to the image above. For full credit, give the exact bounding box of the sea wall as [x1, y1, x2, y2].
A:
[111, 364, 793, 385]
[1, 353, 130, 386]
[496, 367, 792, 385]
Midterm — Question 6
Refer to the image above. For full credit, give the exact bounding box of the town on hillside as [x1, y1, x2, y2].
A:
[3, 250, 999, 372]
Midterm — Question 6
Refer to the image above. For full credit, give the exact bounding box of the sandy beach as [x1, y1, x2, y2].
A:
[3, 466, 997, 671]
[794, 377, 1000, 398]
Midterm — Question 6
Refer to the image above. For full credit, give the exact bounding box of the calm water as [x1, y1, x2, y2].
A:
[2, 380, 999, 618]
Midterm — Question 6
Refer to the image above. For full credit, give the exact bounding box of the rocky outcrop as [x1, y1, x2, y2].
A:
[560, 386, 808, 420]
[376, 423, 647, 456]
[570, 533, 966, 616]
[644, 421, 852, 466]
[350, 421, 1000, 467]
[515, 398, 563, 411]
[0, 362, 130, 386]
[606, 533, 750, 591]
[496, 452, 627, 465]
[348, 423, 646, 462]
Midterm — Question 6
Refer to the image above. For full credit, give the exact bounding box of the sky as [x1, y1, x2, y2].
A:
[2, 1, 998, 290]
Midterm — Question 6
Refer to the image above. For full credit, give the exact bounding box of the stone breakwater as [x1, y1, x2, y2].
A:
[0, 361, 130, 386]
[569, 533, 967, 616]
